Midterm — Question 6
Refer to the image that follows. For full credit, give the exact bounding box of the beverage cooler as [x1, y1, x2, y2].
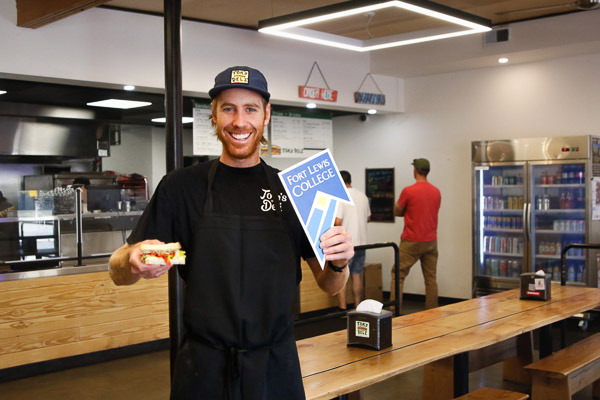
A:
[472, 136, 600, 296]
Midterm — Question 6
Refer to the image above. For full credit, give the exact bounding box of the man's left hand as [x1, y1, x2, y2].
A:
[320, 226, 354, 267]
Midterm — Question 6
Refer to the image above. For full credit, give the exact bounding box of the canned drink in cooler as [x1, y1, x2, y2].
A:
[499, 260, 508, 276]
[559, 220, 566, 231]
[569, 220, 577, 232]
[491, 259, 499, 276]
[484, 259, 491, 275]
[512, 260, 520, 277]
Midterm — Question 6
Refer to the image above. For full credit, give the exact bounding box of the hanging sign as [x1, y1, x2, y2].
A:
[299, 86, 338, 102]
[278, 149, 352, 267]
[299, 61, 338, 103]
[354, 73, 386, 105]
[354, 92, 385, 105]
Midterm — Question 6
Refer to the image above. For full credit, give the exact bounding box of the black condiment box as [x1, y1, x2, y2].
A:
[520, 272, 552, 301]
[347, 309, 392, 350]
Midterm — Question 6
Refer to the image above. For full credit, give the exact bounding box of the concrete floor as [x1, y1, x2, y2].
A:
[1, 299, 598, 399]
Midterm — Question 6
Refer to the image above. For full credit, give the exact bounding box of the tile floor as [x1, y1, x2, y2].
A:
[0, 299, 598, 400]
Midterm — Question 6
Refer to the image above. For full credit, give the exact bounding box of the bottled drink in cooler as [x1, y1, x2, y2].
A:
[568, 265, 576, 282]
[576, 264, 584, 282]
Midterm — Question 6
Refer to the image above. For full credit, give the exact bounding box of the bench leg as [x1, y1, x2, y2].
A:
[531, 375, 571, 400]
[593, 379, 600, 398]
[503, 332, 534, 384]
[423, 357, 454, 400]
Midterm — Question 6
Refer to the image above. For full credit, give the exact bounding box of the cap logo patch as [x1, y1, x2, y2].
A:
[230, 70, 249, 84]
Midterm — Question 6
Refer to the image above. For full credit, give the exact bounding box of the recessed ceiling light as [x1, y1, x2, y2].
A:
[367, 109, 377, 115]
[87, 99, 151, 109]
[0, 90, 6, 95]
[306, 103, 317, 109]
[123, 85, 135, 91]
[498, 57, 509, 64]
[151, 117, 194, 124]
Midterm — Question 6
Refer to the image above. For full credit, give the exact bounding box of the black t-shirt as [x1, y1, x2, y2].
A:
[127, 160, 314, 282]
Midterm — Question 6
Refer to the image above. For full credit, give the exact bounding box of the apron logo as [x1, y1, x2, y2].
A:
[260, 189, 288, 212]
[231, 70, 249, 84]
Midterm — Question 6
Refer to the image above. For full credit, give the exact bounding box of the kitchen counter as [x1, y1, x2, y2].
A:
[0, 211, 142, 275]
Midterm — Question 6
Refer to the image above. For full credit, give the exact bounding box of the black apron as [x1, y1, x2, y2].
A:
[170, 160, 305, 400]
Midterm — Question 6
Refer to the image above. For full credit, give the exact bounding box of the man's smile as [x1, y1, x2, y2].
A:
[230, 131, 252, 140]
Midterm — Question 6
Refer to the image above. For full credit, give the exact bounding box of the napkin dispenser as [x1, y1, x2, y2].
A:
[520, 272, 552, 301]
[347, 309, 392, 350]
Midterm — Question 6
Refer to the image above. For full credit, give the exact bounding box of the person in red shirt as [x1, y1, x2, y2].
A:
[392, 158, 441, 312]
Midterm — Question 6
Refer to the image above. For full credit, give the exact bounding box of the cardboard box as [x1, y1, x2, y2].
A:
[520, 272, 552, 301]
[347, 309, 392, 350]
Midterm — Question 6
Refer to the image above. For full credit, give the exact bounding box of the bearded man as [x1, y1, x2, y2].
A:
[108, 66, 354, 400]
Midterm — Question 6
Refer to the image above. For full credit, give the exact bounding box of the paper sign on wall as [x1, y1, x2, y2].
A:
[278, 149, 352, 268]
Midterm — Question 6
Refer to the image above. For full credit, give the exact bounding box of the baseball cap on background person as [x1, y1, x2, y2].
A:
[412, 158, 430, 171]
[208, 66, 270, 101]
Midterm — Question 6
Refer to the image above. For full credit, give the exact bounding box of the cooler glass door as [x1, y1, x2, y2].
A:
[530, 162, 586, 283]
[474, 163, 526, 284]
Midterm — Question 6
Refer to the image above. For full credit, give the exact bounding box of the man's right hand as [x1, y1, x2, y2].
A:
[128, 239, 174, 279]
[110, 239, 172, 285]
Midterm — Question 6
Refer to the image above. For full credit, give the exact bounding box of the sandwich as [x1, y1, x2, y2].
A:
[140, 242, 186, 266]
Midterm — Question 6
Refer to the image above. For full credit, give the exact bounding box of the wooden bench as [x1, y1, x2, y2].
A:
[525, 332, 600, 399]
[454, 387, 529, 399]
[423, 332, 533, 398]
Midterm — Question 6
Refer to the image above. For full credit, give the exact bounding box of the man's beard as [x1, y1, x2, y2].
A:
[215, 123, 264, 161]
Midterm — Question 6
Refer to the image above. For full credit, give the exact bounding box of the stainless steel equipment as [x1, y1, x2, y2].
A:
[472, 136, 600, 296]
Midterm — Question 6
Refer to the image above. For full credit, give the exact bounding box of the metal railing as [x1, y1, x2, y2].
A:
[559, 242, 600, 286]
[557, 242, 600, 350]
[294, 241, 400, 327]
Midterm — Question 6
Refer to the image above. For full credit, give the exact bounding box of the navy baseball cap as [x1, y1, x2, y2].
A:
[208, 66, 270, 101]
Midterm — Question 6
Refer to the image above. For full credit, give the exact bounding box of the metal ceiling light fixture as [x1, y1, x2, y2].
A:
[258, 0, 491, 52]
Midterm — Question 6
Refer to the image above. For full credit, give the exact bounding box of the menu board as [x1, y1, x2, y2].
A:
[271, 111, 333, 158]
[270, 112, 304, 157]
[365, 168, 395, 222]
[192, 104, 221, 156]
[302, 116, 332, 150]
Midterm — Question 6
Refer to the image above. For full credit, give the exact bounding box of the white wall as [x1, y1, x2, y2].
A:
[334, 52, 600, 299]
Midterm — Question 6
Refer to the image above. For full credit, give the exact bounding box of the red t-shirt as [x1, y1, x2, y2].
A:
[398, 181, 441, 242]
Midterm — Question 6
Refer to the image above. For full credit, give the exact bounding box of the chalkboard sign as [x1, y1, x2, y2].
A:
[365, 168, 395, 222]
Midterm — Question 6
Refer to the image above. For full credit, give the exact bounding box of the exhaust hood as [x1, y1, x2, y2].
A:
[0, 115, 101, 160]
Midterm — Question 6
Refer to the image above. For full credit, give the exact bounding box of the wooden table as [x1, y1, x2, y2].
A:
[298, 284, 600, 400]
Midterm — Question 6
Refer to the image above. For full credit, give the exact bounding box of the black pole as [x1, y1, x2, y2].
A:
[164, 0, 185, 379]
[453, 352, 469, 397]
[75, 188, 83, 266]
